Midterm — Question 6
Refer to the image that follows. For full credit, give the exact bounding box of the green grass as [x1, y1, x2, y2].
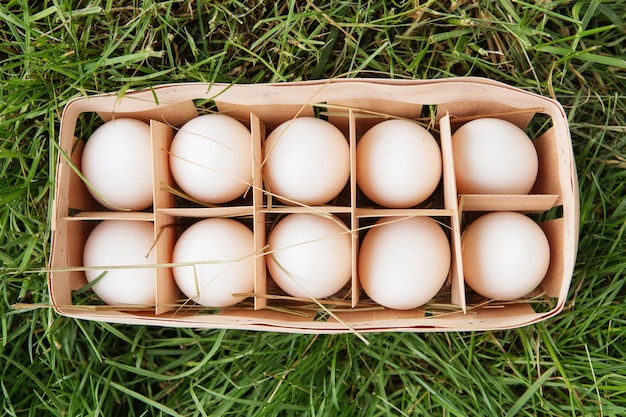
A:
[1, 0, 625, 415]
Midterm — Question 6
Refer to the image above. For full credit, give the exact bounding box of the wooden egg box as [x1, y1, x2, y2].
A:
[49, 78, 579, 332]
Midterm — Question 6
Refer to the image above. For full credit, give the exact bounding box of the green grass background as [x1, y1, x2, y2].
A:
[1, 1, 625, 415]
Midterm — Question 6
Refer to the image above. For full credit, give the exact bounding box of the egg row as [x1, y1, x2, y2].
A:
[83, 211, 550, 310]
[81, 115, 539, 211]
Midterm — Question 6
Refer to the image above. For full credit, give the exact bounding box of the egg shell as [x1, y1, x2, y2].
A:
[452, 118, 538, 194]
[263, 117, 350, 205]
[267, 213, 352, 299]
[356, 120, 442, 208]
[358, 217, 451, 310]
[169, 114, 253, 204]
[83, 220, 156, 305]
[462, 211, 550, 300]
[81, 118, 153, 211]
[172, 218, 255, 307]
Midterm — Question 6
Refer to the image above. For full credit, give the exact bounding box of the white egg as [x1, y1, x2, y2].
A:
[267, 213, 352, 299]
[263, 117, 350, 205]
[81, 118, 153, 211]
[452, 118, 538, 194]
[357, 120, 442, 208]
[172, 218, 254, 307]
[462, 211, 550, 300]
[83, 220, 156, 305]
[358, 217, 451, 310]
[169, 114, 253, 204]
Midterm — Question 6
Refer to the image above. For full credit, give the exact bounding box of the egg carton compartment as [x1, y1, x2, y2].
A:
[50, 78, 578, 332]
[161, 111, 262, 212]
[352, 110, 445, 211]
[353, 214, 459, 311]
[437, 104, 563, 213]
[152, 115, 264, 230]
[261, 212, 357, 308]
[62, 113, 189, 215]
[458, 209, 567, 307]
[260, 106, 354, 211]
[57, 217, 176, 316]
[167, 215, 260, 310]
